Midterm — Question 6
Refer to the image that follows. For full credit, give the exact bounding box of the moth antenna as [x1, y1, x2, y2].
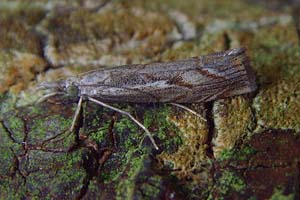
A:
[88, 97, 159, 150]
[70, 96, 83, 132]
[169, 103, 207, 122]
[36, 92, 64, 104]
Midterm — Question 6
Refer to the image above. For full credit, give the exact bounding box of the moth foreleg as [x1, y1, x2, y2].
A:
[88, 97, 159, 150]
[169, 103, 206, 122]
[70, 96, 83, 132]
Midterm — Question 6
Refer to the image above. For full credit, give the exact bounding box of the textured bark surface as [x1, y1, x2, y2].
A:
[0, 0, 300, 199]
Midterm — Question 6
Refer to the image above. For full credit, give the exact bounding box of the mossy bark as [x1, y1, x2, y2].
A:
[0, 0, 300, 199]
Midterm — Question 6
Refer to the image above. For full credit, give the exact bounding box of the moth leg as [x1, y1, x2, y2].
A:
[88, 97, 159, 150]
[70, 96, 84, 132]
[169, 103, 206, 122]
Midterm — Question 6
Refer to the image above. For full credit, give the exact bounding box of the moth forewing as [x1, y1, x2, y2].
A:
[39, 47, 257, 150]
[76, 48, 256, 103]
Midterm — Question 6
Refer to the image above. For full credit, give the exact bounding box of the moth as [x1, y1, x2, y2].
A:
[38, 47, 257, 149]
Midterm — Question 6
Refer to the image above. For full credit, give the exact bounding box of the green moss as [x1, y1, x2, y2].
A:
[247, 22, 300, 109]
[25, 150, 85, 199]
[143, 105, 182, 151]
[137, 175, 162, 199]
[219, 146, 257, 161]
[115, 114, 138, 134]
[0, 176, 27, 200]
[101, 149, 147, 184]
[219, 149, 235, 161]
[90, 104, 181, 152]
[26, 105, 44, 116]
[30, 115, 72, 142]
[0, 147, 16, 176]
[115, 151, 162, 200]
[217, 170, 246, 195]
[5, 114, 24, 143]
[97, 105, 183, 197]
[90, 126, 109, 142]
[115, 151, 145, 200]
[0, 121, 23, 176]
[270, 188, 295, 200]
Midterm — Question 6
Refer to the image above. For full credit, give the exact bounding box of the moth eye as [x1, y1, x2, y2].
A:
[66, 85, 79, 96]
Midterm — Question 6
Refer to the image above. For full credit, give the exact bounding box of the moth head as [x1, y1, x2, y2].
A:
[36, 77, 79, 103]
[64, 78, 79, 96]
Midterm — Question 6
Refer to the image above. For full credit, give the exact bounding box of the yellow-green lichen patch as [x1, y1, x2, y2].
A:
[239, 22, 300, 133]
[207, 15, 300, 134]
[160, 12, 294, 76]
[158, 41, 203, 62]
[156, 105, 210, 184]
[0, 52, 46, 94]
[123, 0, 271, 22]
[253, 36, 300, 132]
[0, 5, 46, 26]
[158, 30, 229, 62]
[42, 5, 176, 66]
[235, 23, 299, 85]
[0, 17, 42, 54]
[0, 15, 46, 95]
[212, 96, 255, 158]
[254, 79, 300, 133]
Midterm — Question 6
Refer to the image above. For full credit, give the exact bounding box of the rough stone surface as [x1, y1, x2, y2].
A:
[0, 0, 300, 199]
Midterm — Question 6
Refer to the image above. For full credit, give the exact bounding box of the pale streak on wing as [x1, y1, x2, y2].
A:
[79, 83, 161, 101]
